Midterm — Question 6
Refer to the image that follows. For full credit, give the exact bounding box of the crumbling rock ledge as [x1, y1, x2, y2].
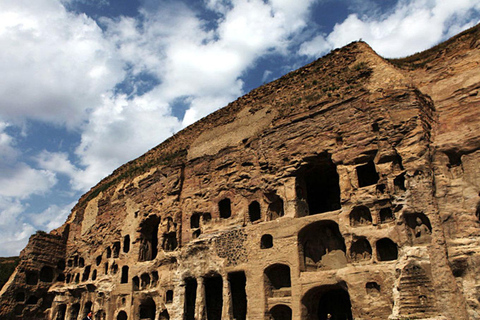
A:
[1, 24, 480, 320]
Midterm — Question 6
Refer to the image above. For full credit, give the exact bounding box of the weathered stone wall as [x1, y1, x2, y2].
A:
[1, 25, 480, 320]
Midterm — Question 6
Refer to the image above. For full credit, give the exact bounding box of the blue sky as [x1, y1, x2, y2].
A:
[0, 0, 479, 256]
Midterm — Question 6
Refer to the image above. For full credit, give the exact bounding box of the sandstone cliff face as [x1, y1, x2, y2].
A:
[1, 25, 479, 320]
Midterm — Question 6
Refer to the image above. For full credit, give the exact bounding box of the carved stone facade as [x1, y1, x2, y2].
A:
[1, 25, 480, 320]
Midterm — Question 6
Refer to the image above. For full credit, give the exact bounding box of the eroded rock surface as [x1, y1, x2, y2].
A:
[1, 25, 480, 320]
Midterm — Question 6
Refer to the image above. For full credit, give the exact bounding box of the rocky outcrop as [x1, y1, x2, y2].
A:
[1, 25, 480, 320]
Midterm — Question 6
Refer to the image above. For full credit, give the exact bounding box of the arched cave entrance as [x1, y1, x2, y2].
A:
[349, 238, 372, 262]
[184, 278, 197, 320]
[349, 206, 372, 226]
[123, 235, 130, 253]
[39, 266, 54, 282]
[219, 198, 232, 218]
[298, 221, 346, 271]
[138, 215, 160, 261]
[302, 284, 353, 320]
[269, 304, 292, 320]
[249, 201, 261, 222]
[228, 271, 247, 320]
[265, 192, 284, 220]
[296, 154, 341, 215]
[139, 297, 156, 320]
[356, 160, 379, 187]
[264, 264, 291, 297]
[404, 212, 432, 244]
[117, 310, 127, 320]
[376, 238, 398, 261]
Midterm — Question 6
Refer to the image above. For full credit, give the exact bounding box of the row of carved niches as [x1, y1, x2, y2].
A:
[132, 271, 159, 291]
[298, 221, 400, 271]
[349, 202, 397, 227]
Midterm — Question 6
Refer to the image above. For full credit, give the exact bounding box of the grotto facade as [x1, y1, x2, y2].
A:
[1, 25, 480, 320]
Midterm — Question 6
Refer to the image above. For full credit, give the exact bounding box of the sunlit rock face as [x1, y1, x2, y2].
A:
[1, 24, 480, 320]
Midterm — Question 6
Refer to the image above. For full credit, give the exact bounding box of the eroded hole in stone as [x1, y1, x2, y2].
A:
[184, 278, 197, 320]
[203, 212, 212, 223]
[104, 262, 109, 275]
[476, 201, 480, 221]
[357, 160, 379, 187]
[228, 271, 247, 320]
[75, 273, 80, 283]
[269, 304, 292, 320]
[264, 264, 291, 298]
[296, 154, 341, 215]
[106, 247, 112, 259]
[139, 297, 155, 320]
[91, 270, 97, 281]
[66, 274, 71, 283]
[349, 206, 372, 226]
[138, 215, 160, 261]
[121, 266, 129, 283]
[248, 201, 261, 222]
[376, 238, 398, 261]
[96, 255, 102, 266]
[219, 198, 232, 219]
[366, 282, 380, 295]
[261, 234, 273, 249]
[39, 266, 54, 282]
[445, 150, 462, 168]
[376, 184, 386, 194]
[204, 274, 223, 320]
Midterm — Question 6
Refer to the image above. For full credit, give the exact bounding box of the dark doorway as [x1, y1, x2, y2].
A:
[376, 238, 398, 261]
[191, 213, 201, 228]
[69, 303, 80, 320]
[184, 278, 197, 320]
[139, 298, 156, 320]
[248, 201, 261, 222]
[121, 266, 129, 283]
[83, 301, 92, 318]
[26, 271, 38, 285]
[138, 215, 160, 261]
[317, 288, 353, 320]
[357, 160, 379, 187]
[219, 198, 232, 218]
[113, 241, 121, 258]
[270, 304, 292, 320]
[379, 208, 394, 223]
[56, 304, 66, 320]
[205, 275, 223, 320]
[297, 154, 341, 215]
[159, 310, 170, 320]
[117, 310, 127, 320]
[123, 235, 130, 253]
[266, 192, 284, 220]
[228, 272, 247, 320]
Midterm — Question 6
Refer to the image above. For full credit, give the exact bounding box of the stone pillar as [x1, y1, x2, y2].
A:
[196, 277, 205, 320]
